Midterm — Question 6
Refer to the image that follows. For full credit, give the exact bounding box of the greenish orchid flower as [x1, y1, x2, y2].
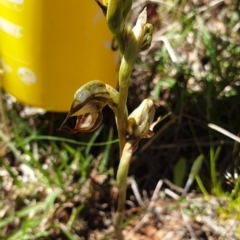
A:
[59, 80, 120, 133]
[127, 99, 160, 139]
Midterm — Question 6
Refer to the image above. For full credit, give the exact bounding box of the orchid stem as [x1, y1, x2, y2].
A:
[117, 55, 135, 156]
[113, 140, 136, 239]
[96, 3, 152, 239]
[114, 36, 141, 239]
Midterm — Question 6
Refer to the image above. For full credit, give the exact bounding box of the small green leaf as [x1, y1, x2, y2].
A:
[173, 157, 186, 187]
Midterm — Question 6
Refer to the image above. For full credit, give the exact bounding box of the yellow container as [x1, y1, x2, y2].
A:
[0, 0, 118, 112]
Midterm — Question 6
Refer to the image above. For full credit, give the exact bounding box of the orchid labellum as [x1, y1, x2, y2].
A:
[59, 80, 120, 133]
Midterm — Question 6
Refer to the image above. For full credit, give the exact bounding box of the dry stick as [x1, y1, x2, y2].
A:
[130, 179, 163, 234]
[208, 123, 240, 143]
[180, 208, 198, 240]
[130, 178, 144, 207]
[139, 112, 174, 153]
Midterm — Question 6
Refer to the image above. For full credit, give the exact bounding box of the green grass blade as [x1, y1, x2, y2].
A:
[85, 125, 104, 156]
[173, 157, 186, 187]
[99, 127, 114, 173]
[183, 154, 204, 194]
[22, 134, 119, 147]
[0, 202, 45, 228]
[57, 223, 79, 240]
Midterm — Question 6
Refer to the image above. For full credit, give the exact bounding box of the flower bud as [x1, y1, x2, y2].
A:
[127, 99, 159, 139]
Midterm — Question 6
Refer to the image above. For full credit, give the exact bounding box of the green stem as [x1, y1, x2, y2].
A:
[113, 140, 137, 239]
[114, 30, 140, 240]
[110, 8, 150, 239]
[117, 29, 140, 156]
[117, 56, 134, 155]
